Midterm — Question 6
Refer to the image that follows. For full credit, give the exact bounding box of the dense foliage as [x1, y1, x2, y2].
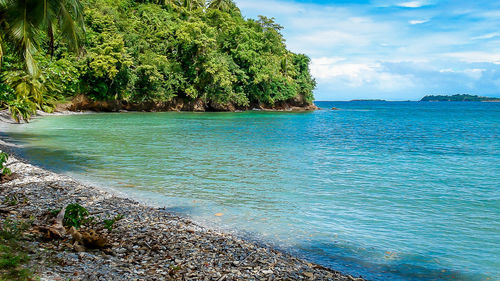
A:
[0, 0, 84, 122]
[0, 0, 316, 120]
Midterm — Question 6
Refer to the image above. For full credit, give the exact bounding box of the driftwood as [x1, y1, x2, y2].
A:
[37, 206, 66, 239]
[69, 226, 108, 249]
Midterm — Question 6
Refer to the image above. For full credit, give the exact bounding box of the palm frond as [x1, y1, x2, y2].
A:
[0, 34, 4, 65]
[58, 0, 83, 51]
[1, 0, 84, 73]
[58, 4, 78, 51]
[3, 0, 43, 74]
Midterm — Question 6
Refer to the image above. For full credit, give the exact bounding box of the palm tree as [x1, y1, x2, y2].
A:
[207, 0, 237, 12]
[0, 0, 84, 75]
[182, 0, 205, 11]
[0, 0, 84, 122]
[139, 0, 179, 6]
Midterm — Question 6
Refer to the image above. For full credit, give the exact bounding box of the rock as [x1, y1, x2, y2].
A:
[304, 272, 314, 278]
[262, 269, 273, 274]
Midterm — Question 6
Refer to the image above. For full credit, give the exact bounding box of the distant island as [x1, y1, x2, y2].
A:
[421, 94, 500, 102]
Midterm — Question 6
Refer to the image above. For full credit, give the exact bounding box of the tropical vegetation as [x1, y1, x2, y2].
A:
[0, 0, 84, 121]
[0, 0, 316, 122]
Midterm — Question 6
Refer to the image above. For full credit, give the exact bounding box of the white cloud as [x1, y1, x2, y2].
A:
[409, 19, 429, 24]
[446, 52, 500, 64]
[397, 1, 427, 8]
[471, 31, 500, 40]
[310, 57, 346, 66]
[310, 57, 415, 91]
[478, 10, 500, 19]
[310, 59, 373, 83]
[293, 30, 370, 49]
[463, 69, 486, 79]
[439, 68, 485, 79]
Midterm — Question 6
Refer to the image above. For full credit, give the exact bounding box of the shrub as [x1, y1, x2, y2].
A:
[63, 203, 94, 229]
[6, 98, 37, 123]
[0, 152, 11, 178]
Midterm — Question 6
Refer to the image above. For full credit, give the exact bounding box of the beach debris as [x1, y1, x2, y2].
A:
[37, 206, 67, 239]
[73, 243, 86, 252]
[81, 229, 108, 249]
[68, 226, 83, 242]
[214, 212, 224, 217]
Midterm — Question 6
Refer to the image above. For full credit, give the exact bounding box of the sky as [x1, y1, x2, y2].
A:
[234, 0, 500, 101]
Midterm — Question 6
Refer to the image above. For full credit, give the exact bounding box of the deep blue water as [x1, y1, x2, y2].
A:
[2, 101, 499, 281]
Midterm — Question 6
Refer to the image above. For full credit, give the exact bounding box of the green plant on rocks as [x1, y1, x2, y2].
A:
[103, 214, 123, 232]
[63, 203, 94, 229]
[0, 152, 10, 179]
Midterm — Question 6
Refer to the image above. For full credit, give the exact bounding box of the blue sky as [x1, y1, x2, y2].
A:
[235, 0, 500, 101]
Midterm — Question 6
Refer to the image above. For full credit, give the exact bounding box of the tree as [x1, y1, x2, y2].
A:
[1, 0, 317, 116]
[207, 0, 238, 12]
[0, 0, 84, 75]
[0, 0, 84, 122]
[181, 0, 205, 11]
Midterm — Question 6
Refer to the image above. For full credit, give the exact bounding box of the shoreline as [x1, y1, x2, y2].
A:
[0, 102, 319, 125]
[0, 123, 363, 280]
[64, 95, 319, 113]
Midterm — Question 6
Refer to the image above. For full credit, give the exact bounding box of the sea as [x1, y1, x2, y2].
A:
[1, 101, 499, 281]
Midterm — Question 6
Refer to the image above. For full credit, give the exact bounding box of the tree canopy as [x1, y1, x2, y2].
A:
[0, 0, 316, 120]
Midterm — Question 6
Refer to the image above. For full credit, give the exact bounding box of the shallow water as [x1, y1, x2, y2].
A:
[2, 101, 499, 281]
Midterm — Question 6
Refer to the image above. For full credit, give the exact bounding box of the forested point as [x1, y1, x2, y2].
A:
[0, 0, 317, 120]
[420, 94, 500, 102]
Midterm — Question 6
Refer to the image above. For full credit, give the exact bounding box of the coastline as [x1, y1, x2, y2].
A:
[0, 117, 362, 280]
[60, 95, 319, 113]
[0, 97, 319, 126]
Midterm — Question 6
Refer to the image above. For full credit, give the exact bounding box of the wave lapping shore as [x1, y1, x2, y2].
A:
[0, 147, 362, 280]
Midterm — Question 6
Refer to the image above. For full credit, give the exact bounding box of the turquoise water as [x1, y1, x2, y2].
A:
[1, 101, 499, 281]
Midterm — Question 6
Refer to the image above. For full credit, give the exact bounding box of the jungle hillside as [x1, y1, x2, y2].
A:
[0, 0, 317, 122]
